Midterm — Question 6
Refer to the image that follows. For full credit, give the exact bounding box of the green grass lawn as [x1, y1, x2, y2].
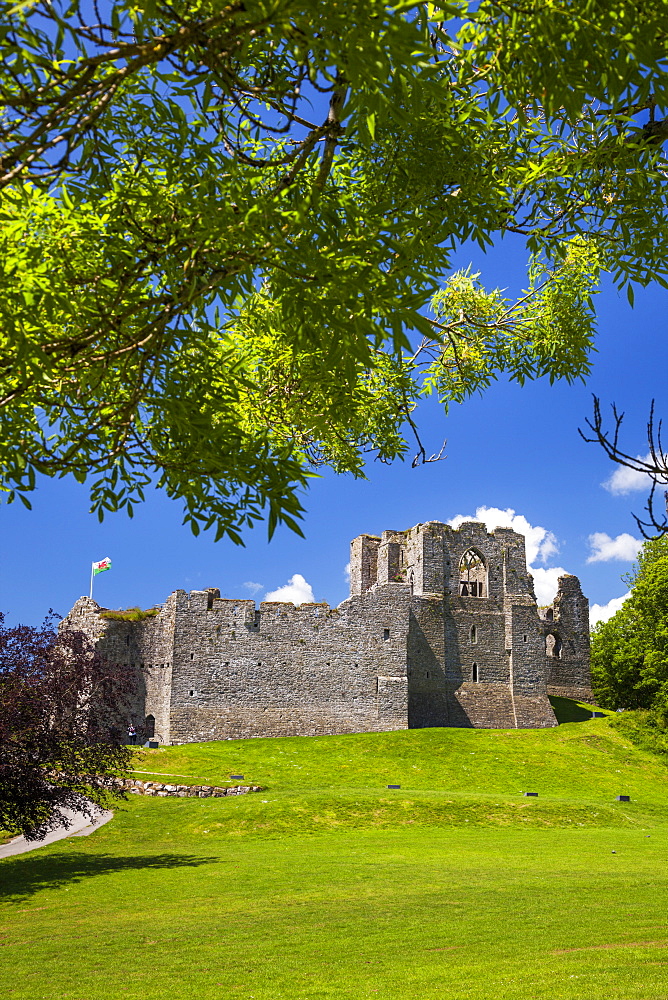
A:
[3, 702, 668, 999]
[126, 699, 664, 805]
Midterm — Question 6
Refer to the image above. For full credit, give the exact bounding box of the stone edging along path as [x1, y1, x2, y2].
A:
[119, 778, 262, 798]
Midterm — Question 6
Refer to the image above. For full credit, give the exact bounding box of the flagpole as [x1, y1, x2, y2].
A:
[89, 562, 94, 600]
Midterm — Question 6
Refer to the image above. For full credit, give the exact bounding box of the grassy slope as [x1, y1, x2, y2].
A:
[3, 703, 668, 1000]
[127, 702, 665, 806]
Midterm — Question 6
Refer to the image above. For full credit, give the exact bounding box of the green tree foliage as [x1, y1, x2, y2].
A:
[591, 537, 668, 712]
[2, 2, 668, 539]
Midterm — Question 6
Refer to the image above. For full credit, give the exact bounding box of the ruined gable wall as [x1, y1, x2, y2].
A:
[544, 575, 592, 701]
[505, 601, 558, 728]
[167, 586, 412, 743]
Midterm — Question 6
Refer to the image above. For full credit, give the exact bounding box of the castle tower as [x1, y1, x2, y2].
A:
[349, 520, 591, 729]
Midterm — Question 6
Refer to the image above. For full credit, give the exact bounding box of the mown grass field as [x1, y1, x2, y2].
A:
[2, 700, 668, 999]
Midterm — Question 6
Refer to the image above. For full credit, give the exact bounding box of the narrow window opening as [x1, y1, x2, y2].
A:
[470, 624, 478, 644]
[125, 636, 130, 646]
[426, 671, 430, 679]
[190, 652, 194, 660]
[523, 634, 528, 643]
[472, 662, 478, 683]
[383, 628, 390, 641]
[189, 690, 194, 697]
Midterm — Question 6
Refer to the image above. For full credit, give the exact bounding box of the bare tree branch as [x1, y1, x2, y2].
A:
[580, 396, 668, 537]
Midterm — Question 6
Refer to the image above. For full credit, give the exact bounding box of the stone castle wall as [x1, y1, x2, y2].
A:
[166, 586, 411, 743]
[64, 585, 414, 744]
[62, 519, 593, 742]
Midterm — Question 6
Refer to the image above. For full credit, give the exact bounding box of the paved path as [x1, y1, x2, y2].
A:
[0, 807, 113, 859]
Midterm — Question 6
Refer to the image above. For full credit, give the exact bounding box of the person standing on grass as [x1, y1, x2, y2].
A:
[128, 723, 137, 745]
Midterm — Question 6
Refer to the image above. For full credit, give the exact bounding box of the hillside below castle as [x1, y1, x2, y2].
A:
[64, 520, 591, 743]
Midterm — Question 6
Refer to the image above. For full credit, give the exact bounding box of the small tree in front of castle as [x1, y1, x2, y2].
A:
[0, 612, 135, 840]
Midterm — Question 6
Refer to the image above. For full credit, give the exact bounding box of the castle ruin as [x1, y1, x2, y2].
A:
[63, 520, 591, 743]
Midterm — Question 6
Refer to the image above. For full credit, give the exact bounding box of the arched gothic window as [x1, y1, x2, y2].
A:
[459, 550, 487, 598]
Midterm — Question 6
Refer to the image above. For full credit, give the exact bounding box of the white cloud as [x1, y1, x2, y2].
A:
[447, 506, 558, 566]
[586, 532, 642, 564]
[344, 562, 351, 584]
[530, 566, 570, 607]
[242, 581, 263, 595]
[590, 592, 630, 627]
[264, 573, 315, 605]
[603, 455, 653, 495]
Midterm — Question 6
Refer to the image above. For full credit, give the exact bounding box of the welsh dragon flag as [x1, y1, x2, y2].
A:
[92, 557, 112, 576]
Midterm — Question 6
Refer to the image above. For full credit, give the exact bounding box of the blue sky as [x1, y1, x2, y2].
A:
[1, 236, 666, 628]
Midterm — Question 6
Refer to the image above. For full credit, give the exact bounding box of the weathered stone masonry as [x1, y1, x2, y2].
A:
[118, 779, 262, 798]
[63, 520, 591, 742]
